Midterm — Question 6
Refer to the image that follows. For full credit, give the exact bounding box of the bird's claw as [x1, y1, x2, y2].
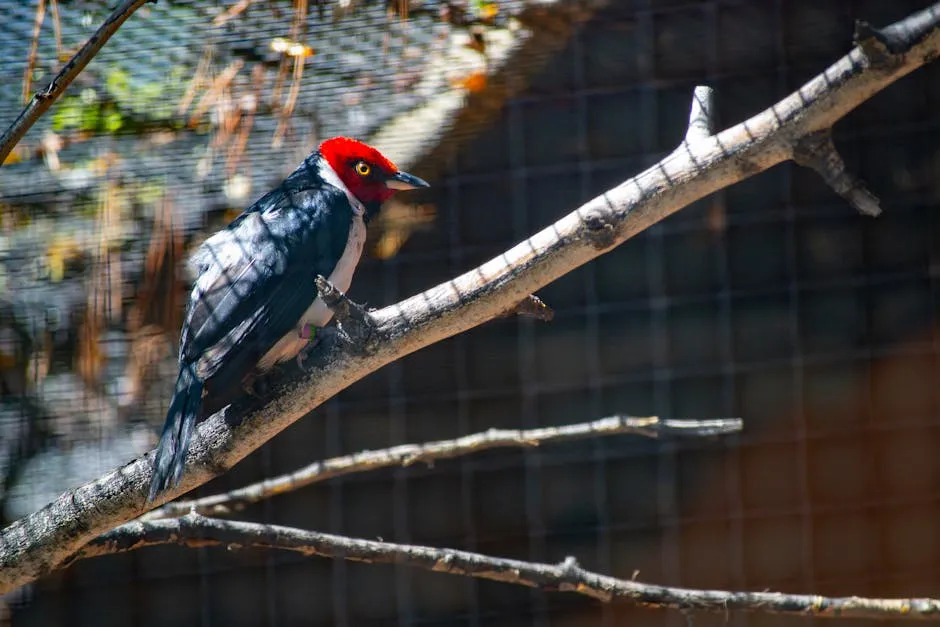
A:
[242, 365, 283, 398]
[241, 374, 259, 398]
[295, 324, 321, 372]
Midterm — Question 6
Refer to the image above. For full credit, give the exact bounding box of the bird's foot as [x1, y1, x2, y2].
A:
[315, 275, 378, 352]
[241, 366, 283, 399]
[295, 325, 322, 371]
[241, 373, 259, 398]
[251, 368, 280, 397]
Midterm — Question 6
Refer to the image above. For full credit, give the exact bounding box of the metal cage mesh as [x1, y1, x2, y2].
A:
[1, 0, 939, 626]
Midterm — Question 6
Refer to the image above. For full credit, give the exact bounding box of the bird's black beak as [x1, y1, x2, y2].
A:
[385, 170, 430, 191]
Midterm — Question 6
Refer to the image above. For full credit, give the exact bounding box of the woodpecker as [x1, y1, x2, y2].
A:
[148, 137, 429, 502]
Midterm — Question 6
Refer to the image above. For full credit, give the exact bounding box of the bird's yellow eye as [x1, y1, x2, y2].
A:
[355, 161, 371, 176]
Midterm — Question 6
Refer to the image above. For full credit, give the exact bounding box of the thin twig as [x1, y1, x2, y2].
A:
[49, 0, 63, 63]
[140, 415, 742, 520]
[272, 0, 308, 147]
[188, 59, 245, 128]
[212, 0, 262, 26]
[22, 0, 47, 105]
[76, 513, 940, 621]
[177, 44, 213, 116]
[226, 63, 264, 176]
[0, 0, 153, 165]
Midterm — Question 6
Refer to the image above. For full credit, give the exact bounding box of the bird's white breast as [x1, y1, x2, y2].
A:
[256, 167, 368, 370]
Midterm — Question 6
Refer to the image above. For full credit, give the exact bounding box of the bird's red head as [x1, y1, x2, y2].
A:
[319, 137, 429, 206]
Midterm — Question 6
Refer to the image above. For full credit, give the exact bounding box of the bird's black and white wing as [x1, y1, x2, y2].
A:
[179, 180, 354, 391]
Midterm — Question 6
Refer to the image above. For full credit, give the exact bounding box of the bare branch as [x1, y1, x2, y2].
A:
[139, 415, 742, 521]
[685, 85, 715, 142]
[0, 0, 153, 165]
[73, 513, 940, 621]
[793, 129, 882, 217]
[2, 3, 940, 595]
[49, 0, 63, 63]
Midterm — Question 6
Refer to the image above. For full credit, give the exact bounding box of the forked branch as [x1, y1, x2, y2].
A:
[2, 2, 940, 596]
[793, 129, 882, 216]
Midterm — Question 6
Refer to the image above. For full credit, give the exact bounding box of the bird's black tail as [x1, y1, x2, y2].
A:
[148, 365, 204, 503]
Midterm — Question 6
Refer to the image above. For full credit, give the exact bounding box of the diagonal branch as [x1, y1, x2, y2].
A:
[2, 2, 940, 596]
[793, 129, 882, 216]
[72, 513, 940, 621]
[139, 415, 742, 521]
[0, 0, 154, 165]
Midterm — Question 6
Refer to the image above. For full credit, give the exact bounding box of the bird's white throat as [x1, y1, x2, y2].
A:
[317, 156, 366, 216]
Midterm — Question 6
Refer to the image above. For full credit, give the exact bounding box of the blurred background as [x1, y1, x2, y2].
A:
[0, 0, 939, 626]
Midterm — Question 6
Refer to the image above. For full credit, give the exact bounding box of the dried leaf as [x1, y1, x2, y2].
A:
[23, 0, 46, 104]
[270, 37, 315, 58]
[478, 2, 498, 22]
[224, 207, 243, 223]
[213, 0, 262, 26]
[385, 0, 410, 19]
[188, 58, 245, 128]
[464, 27, 486, 55]
[370, 202, 436, 258]
[373, 227, 409, 260]
[45, 237, 79, 282]
[123, 324, 173, 407]
[2, 148, 24, 166]
[76, 303, 103, 388]
[451, 70, 487, 92]
[127, 195, 185, 335]
[49, 0, 62, 62]
[440, 1, 467, 26]
[334, 0, 359, 21]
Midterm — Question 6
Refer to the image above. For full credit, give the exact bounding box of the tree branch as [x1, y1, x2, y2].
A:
[793, 129, 882, 216]
[0, 0, 154, 165]
[71, 513, 940, 621]
[2, 2, 940, 595]
[684, 85, 716, 142]
[139, 415, 742, 521]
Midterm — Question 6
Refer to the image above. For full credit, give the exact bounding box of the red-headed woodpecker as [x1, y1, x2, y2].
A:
[148, 137, 429, 502]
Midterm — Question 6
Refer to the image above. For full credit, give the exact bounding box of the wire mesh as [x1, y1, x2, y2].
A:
[1, 0, 939, 626]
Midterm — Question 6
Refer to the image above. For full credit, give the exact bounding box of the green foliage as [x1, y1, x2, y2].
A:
[136, 182, 165, 206]
[51, 65, 188, 134]
[105, 68, 132, 101]
[51, 97, 84, 132]
[104, 110, 124, 133]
